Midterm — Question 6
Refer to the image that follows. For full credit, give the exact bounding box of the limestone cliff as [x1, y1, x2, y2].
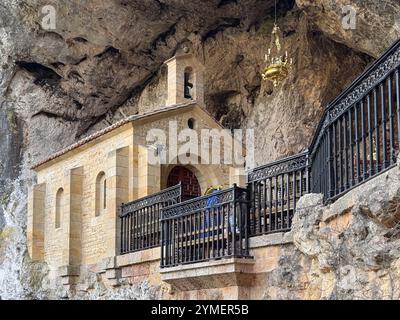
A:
[0, 0, 400, 299]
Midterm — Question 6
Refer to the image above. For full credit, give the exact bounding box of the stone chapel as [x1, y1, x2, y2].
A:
[28, 52, 247, 293]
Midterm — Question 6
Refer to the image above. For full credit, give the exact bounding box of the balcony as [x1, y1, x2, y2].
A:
[160, 185, 251, 268]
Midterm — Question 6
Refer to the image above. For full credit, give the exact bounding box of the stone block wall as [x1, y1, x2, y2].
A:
[65, 166, 83, 267]
[30, 124, 134, 277]
[27, 183, 46, 261]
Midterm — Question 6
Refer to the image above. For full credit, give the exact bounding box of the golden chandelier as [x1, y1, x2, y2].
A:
[262, 1, 293, 87]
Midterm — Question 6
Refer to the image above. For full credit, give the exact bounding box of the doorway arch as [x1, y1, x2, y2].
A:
[167, 166, 201, 201]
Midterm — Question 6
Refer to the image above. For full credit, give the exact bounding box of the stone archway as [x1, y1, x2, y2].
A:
[161, 154, 225, 198]
[167, 165, 201, 201]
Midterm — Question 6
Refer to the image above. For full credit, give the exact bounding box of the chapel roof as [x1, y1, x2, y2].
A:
[31, 101, 222, 170]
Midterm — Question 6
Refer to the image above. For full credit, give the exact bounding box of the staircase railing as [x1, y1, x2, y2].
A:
[310, 38, 400, 201]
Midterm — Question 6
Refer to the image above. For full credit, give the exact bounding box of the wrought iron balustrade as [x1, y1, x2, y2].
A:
[310, 38, 400, 201]
[247, 152, 310, 236]
[160, 185, 250, 268]
[120, 183, 182, 254]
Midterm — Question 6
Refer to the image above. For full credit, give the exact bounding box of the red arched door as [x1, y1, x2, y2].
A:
[167, 166, 201, 201]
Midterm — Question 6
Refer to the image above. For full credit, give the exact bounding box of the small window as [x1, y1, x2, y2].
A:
[96, 171, 106, 216]
[188, 118, 196, 129]
[55, 188, 64, 229]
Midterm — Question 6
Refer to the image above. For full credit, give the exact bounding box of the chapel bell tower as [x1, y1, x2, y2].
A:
[164, 53, 205, 107]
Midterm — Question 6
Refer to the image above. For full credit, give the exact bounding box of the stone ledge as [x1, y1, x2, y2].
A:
[249, 231, 293, 249]
[160, 257, 255, 291]
[116, 246, 160, 267]
[97, 256, 117, 273]
[57, 265, 80, 287]
[58, 265, 80, 277]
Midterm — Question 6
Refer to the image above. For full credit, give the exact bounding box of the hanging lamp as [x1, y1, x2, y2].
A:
[262, 0, 293, 87]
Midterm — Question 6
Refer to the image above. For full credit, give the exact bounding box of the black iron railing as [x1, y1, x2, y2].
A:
[310, 38, 400, 200]
[247, 152, 310, 236]
[247, 38, 400, 206]
[120, 183, 182, 254]
[160, 185, 250, 268]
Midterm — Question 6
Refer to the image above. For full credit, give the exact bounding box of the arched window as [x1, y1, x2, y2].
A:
[55, 188, 64, 229]
[187, 118, 196, 129]
[96, 172, 107, 216]
[184, 67, 194, 99]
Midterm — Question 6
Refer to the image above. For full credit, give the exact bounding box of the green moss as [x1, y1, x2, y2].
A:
[0, 192, 10, 206]
[7, 110, 18, 132]
[0, 227, 13, 240]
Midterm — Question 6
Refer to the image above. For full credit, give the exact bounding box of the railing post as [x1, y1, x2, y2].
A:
[120, 204, 124, 254]
[361, 100, 368, 180]
[395, 69, 400, 148]
[244, 188, 249, 257]
[249, 181, 254, 236]
[355, 104, 361, 183]
[327, 127, 335, 199]
[367, 94, 374, 177]
[160, 214, 164, 268]
[344, 112, 350, 189]
[232, 184, 237, 256]
[306, 151, 311, 194]
[388, 74, 396, 164]
[178, 181, 182, 203]
[348, 108, 355, 187]
[245, 182, 252, 239]
[381, 83, 389, 168]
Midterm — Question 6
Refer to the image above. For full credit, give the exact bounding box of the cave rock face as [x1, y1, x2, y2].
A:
[296, 0, 400, 58]
[3, 0, 398, 167]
